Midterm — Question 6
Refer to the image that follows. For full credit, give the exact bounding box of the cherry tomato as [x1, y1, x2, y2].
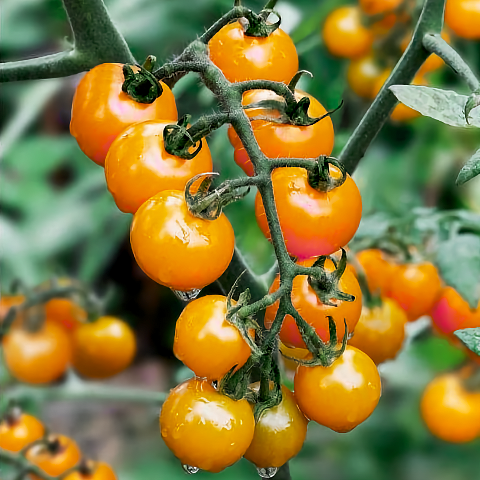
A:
[63, 461, 117, 480]
[244, 384, 308, 468]
[322, 6, 373, 59]
[421, 371, 480, 443]
[265, 257, 362, 349]
[70, 63, 178, 167]
[2, 320, 71, 384]
[347, 55, 384, 99]
[349, 298, 408, 364]
[255, 167, 362, 259]
[174, 295, 251, 380]
[72, 316, 136, 379]
[279, 342, 311, 372]
[208, 21, 298, 83]
[130, 190, 235, 292]
[356, 249, 398, 296]
[0, 413, 45, 452]
[0, 295, 24, 321]
[445, 0, 480, 39]
[45, 298, 86, 331]
[387, 261, 442, 321]
[26, 435, 81, 479]
[160, 377, 255, 472]
[105, 121, 213, 214]
[294, 346, 381, 432]
[228, 89, 334, 176]
[359, 0, 405, 31]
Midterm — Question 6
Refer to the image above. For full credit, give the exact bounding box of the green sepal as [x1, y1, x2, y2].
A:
[122, 63, 163, 104]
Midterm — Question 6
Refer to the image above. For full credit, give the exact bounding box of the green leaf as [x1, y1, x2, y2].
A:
[436, 234, 480, 309]
[456, 148, 480, 185]
[454, 327, 480, 356]
[389, 86, 480, 128]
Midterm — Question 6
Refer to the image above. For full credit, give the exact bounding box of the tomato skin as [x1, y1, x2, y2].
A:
[174, 295, 251, 380]
[265, 258, 362, 349]
[279, 342, 311, 371]
[2, 320, 71, 384]
[228, 89, 334, 176]
[26, 435, 81, 479]
[356, 249, 398, 296]
[421, 372, 480, 443]
[387, 262, 442, 321]
[130, 190, 235, 292]
[359, 0, 405, 30]
[445, 0, 480, 39]
[0, 413, 45, 452]
[105, 121, 213, 214]
[347, 55, 383, 99]
[160, 377, 255, 473]
[322, 7, 373, 59]
[70, 63, 178, 167]
[294, 346, 381, 432]
[209, 21, 298, 83]
[72, 316, 136, 379]
[244, 385, 308, 468]
[63, 462, 117, 480]
[349, 298, 408, 365]
[255, 167, 362, 259]
[45, 298, 86, 331]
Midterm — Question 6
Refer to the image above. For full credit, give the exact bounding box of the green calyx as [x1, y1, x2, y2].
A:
[307, 156, 348, 192]
[163, 115, 202, 160]
[252, 359, 283, 422]
[122, 62, 163, 104]
[185, 173, 250, 220]
[244, 9, 281, 37]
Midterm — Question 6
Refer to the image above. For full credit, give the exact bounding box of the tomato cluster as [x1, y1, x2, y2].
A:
[0, 408, 117, 480]
[1, 287, 136, 384]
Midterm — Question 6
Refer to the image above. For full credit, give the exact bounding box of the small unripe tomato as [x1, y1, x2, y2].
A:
[387, 261, 442, 321]
[445, 0, 480, 39]
[347, 55, 384, 99]
[294, 346, 381, 432]
[244, 385, 308, 468]
[209, 21, 298, 83]
[421, 371, 480, 443]
[279, 342, 311, 372]
[349, 298, 408, 365]
[0, 413, 45, 452]
[2, 320, 71, 384]
[174, 295, 251, 380]
[265, 258, 362, 349]
[130, 190, 235, 292]
[26, 435, 81, 479]
[63, 461, 117, 480]
[228, 89, 334, 176]
[70, 63, 178, 167]
[356, 249, 398, 296]
[72, 316, 136, 379]
[255, 167, 362, 259]
[322, 6, 373, 59]
[160, 377, 255, 473]
[0, 295, 25, 321]
[105, 121, 213, 214]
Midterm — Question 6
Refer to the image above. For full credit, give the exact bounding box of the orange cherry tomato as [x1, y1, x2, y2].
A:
[0, 413, 45, 452]
[255, 167, 362, 259]
[72, 316, 136, 379]
[294, 346, 381, 432]
[387, 261, 442, 321]
[228, 89, 334, 176]
[265, 258, 362, 349]
[45, 298, 87, 331]
[445, 0, 480, 39]
[70, 63, 178, 167]
[130, 190, 235, 292]
[421, 371, 480, 443]
[0, 295, 25, 321]
[322, 6, 373, 59]
[279, 342, 311, 372]
[244, 385, 308, 468]
[105, 120, 213, 214]
[356, 249, 398, 296]
[160, 377, 255, 473]
[26, 435, 81, 479]
[208, 21, 298, 83]
[2, 320, 71, 384]
[349, 298, 408, 364]
[347, 55, 384, 99]
[63, 461, 117, 480]
[174, 295, 251, 380]
[359, 0, 405, 31]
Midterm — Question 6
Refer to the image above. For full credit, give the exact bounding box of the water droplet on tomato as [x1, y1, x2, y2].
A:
[171, 288, 201, 302]
[257, 467, 278, 478]
[182, 464, 199, 474]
